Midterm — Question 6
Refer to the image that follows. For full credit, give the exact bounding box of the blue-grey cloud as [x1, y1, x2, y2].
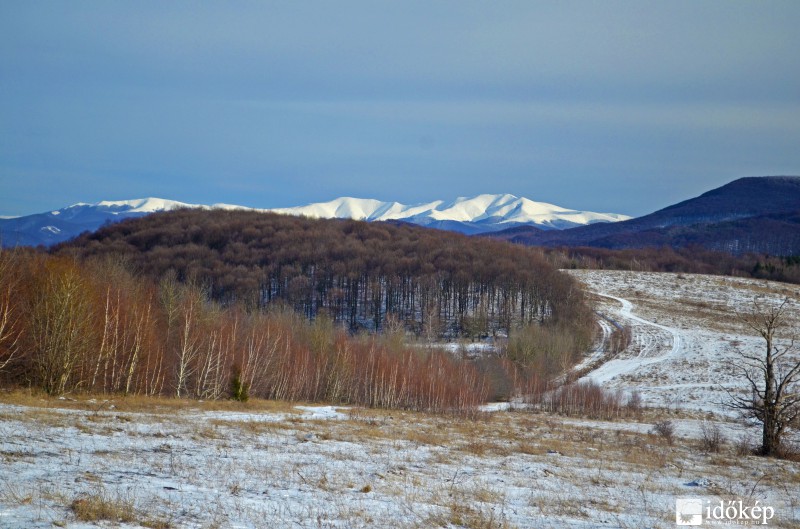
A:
[2, 1, 799, 216]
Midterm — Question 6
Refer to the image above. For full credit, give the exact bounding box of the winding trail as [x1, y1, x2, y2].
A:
[582, 292, 685, 384]
[567, 318, 612, 376]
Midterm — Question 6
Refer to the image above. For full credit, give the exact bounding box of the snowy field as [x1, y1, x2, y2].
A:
[2, 270, 800, 528]
[567, 270, 800, 416]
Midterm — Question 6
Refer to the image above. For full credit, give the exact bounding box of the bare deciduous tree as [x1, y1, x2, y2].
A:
[727, 297, 799, 457]
[0, 250, 22, 373]
[29, 264, 94, 395]
[175, 286, 204, 398]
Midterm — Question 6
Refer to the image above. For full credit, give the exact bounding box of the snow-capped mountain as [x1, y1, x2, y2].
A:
[0, 198, 203, 247]
[271, 194, 629, 233]
[487, 176, 800, 256]
[0, 195, 629, 247]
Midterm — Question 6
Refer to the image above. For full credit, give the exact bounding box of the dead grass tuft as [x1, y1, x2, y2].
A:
[68, 487, 172, 528]
[441, 501, 513, 529]
[70, 493, 137, 523]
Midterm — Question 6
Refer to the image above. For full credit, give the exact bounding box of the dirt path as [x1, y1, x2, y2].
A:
[582, 292, 685, 384]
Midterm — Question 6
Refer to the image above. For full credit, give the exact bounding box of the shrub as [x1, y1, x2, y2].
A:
[650, 420, 675, 446]
[539, 381, 626, 420]
[699, 422, 725, 453]
[230, 365, 249, 402]
[734, 435, 755, 457]
[505, 320, 593, 380]
[625, 390, 642, 416]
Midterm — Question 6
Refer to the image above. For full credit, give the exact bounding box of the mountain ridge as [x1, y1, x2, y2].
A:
[269, 194, 628, 230]
[0, 194, 630, 247]
[487, 176, 800, 256]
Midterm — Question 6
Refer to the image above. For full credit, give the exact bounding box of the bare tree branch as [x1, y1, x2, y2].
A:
[728, 296, 800, 457]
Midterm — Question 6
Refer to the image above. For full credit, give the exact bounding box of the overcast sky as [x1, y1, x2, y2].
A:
[2, 1, 799, 217]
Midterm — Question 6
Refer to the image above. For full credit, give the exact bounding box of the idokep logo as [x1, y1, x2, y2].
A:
[676, 498, 703, 526]
[676, 497, 776, 526]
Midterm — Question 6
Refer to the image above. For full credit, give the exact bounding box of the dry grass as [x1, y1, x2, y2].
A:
[4, 388, 800, 528]
[445, 501, 513, 529]
[0, 388, 314, 419]
[69, 490, 172, 528]
[70, 492, 137, 523]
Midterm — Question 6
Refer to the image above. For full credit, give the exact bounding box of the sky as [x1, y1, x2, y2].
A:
[2, 1, 799, 218]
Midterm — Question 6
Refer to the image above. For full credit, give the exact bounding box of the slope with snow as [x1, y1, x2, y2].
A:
[1, 195, 630, 247]
[568, 270, 800, 416]
[271, 194, 629, 232]
[4, 397, 800, 528]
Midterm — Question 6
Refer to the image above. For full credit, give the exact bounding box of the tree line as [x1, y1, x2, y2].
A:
[544, 245, 800, 284]
[1, 211, 596, 411]
[57, 209, 592, 340]
[0, 250, 491, 413]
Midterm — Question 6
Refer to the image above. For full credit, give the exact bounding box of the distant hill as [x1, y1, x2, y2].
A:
[6, 177, 798, 255]
[488, 176, 800, 256]
[0, 198, 250, 248]
[0, 194, 629, 248]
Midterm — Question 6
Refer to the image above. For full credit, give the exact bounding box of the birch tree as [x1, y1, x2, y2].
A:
[0, 254, 21, 373]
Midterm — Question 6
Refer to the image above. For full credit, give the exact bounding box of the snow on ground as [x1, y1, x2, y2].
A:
[2, 270, 800, 528]
[2, 399, 799, 529]
[567, 270, 800, 417]
[435, 341, 499, 359]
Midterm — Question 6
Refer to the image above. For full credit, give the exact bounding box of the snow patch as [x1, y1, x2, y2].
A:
[295, 405, 349, 420]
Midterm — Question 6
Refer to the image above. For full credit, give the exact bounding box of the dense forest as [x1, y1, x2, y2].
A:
[57, 209, 591, 339]
[0, 250, 498, 413]
[0, 210, 596, 411]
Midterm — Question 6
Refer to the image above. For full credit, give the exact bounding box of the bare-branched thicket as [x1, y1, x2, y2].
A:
[1, 251, 491, 414]
[533, 380, 640, 420]
[2, 211, 599, 413]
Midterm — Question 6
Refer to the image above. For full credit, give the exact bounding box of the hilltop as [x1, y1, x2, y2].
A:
[489, 176, 800, 255]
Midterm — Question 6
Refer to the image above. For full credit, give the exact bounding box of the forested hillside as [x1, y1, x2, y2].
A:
[57, 209, 590, 339]
[0, 211, 595, 409]
[0, 250, 491, 411]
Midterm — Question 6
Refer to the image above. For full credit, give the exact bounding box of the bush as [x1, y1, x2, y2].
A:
[734, 435, 755, 457]
[230, 365, 249, 402]
[538, 381, 627, 420]
[625, 390, 642, 416]
[650, 420, 675, 446]
[505, 320, 593, 379]
[699, 422, 725, 453]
